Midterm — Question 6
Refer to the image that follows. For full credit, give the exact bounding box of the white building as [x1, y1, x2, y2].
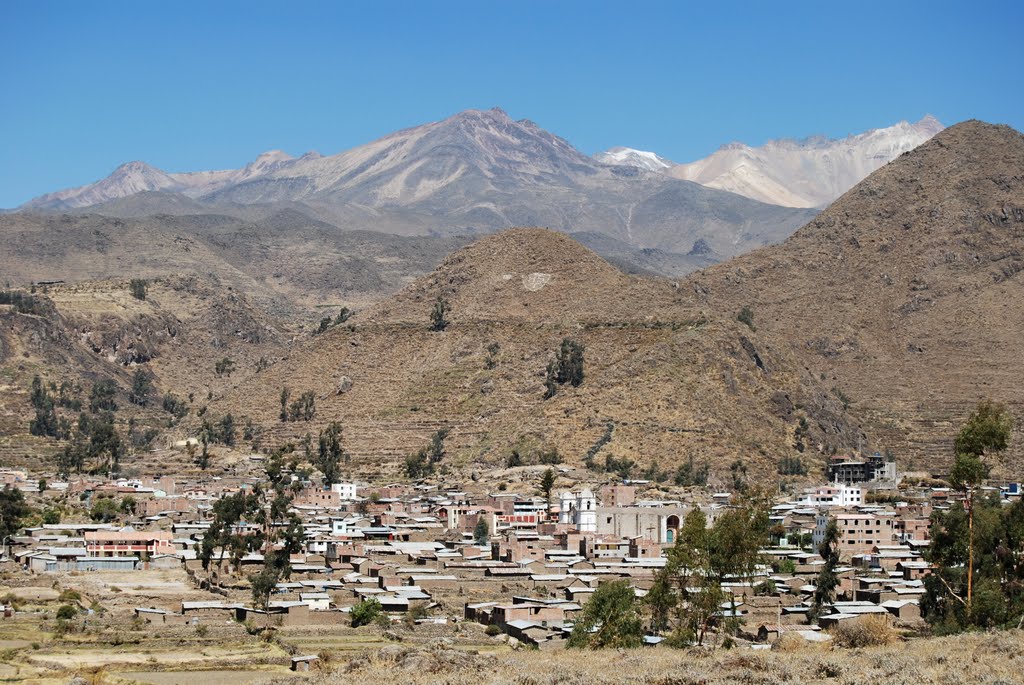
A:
[798, 484, 862, 508]
[330, 482, 358, 501]
[559, 489, 596, 533]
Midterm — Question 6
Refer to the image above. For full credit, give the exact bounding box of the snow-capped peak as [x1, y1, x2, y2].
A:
[594, 146, 674, 172]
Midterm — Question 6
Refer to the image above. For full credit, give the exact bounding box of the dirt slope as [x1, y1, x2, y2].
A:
[690, 120, 1024, 472]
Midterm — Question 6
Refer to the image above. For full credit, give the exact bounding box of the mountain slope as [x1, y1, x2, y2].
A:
[670, 116, 945, 208]
[689, 120, 1024, 471]
[211, 228, 857, 481]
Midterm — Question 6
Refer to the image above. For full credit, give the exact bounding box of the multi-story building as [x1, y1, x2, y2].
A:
[814, 512, 900, 557]
[84, 530, 175, 560]
[828, 452, 897, 485]
[798, 484, 863, 508]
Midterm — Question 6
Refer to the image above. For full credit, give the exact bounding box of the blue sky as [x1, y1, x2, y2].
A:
[1, 0, 1022, 207]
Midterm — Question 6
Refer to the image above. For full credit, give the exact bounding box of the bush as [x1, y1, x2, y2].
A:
[351, 598, 383, 628]
[56, 604, 77, 620]
[771, 632, 809, 652]
[830, 615, 897, 648]
[129, 279, 147, 301]
[737, 306, 756, 331]
[58, 589, 81, 602]
[485, 624, 502, 636]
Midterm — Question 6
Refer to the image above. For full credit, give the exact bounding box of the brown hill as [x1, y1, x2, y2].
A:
[689, 120, 1024, 472]
[213, 228, 856, 483]
[0, 276, 291, 471]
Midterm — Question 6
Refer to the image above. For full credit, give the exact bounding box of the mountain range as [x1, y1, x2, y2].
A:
[16, 109, 812, 264]
[597, 116, 944, 208]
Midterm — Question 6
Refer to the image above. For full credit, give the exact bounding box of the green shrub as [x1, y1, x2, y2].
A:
[56, 604, 77, 620]
[350, 598, 383, 628]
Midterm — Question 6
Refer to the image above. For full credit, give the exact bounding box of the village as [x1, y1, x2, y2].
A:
[1, 446, 1011, 664]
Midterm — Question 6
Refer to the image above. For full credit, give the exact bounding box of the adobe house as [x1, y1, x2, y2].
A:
[291, 655, 319, 672]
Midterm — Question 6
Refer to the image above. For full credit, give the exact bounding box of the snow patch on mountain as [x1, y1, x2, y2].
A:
[594, 146, 674, 172]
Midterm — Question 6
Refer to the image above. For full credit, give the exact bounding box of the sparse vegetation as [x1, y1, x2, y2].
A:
[484, 341, 500, 369]
[674, 455, 709, 487]
[214, 357, 236, 377]
[404, 427, 450, 479]
[582, 421, 614, 469]
[0, 289, 46, 314]
[778, 454, 807, 476]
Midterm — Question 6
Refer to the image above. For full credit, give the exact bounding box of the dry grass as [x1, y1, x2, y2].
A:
[284, 630, 1024, 685]
[830, 615, 898, 648]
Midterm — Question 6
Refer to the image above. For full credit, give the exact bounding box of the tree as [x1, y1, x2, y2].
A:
[279, 387, 291, 422]
[250, 563, 281, 611]
[29, 375, 61, 438]
[540, 468, 556, 510]
[810, 518, 840, 621]
[429, 295, 449, 331]
[544, 338, 585, 398]
[405, 450, 431, 479]
[0, 486, 30, 539]
[674, 455, 709, 487]
[351, 597, 383, 627]
[129, 279, 147, 301]
[120, 495, 137, 515]
[287, 391, 316, 422]
[949, 400, 1013, 614]
[90, 497, 119, 522]
[568, 580, 643, 649]
[923, 494, 1024, 632]
[84, 412, 123, 476]
[538, 446, 563, 465]
[128, 368, 153, 406]
[89, 379, 118, 413]
[404, 427, 449, 479]
[729, 460, 748, 493]
[316, 422, 346, 487]
[474, 517, 489, 546]
[649, 495, 771, 646]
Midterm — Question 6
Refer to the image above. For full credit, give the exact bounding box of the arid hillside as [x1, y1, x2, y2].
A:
[212, 228, 856, 482]
[0, 211, 472, 310]
[690, 120, 1024, 472]
[0, 276, 292, 470]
